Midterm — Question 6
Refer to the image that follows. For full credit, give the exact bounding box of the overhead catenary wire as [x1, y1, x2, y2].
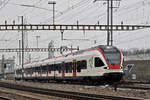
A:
[0, 0, 44, 49]
[41, 0, 90, 24]
[56, 0, 91, 23]
[0, 0, 10, 10]
[3, 0, 44, 22]
[115, 33, 150, 45]
[0, 0, 149, 54]
[58, 1, 104, 24]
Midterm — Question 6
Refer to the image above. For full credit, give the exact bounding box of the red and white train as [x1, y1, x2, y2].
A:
[15, 45, 124, 83]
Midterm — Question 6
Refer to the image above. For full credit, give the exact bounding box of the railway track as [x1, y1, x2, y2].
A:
[118, 85, 150, 90]
[0, 82, 143, 100]
[0, 96, 12, 100]
[115, 81, 150, 91]
[124, 81, 150, 84]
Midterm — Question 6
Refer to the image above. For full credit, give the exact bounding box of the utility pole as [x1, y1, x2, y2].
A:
[1, 55, 4, 78]
[53, 2, 55, 25]
[36, 35, 40, 48]
[94, 0, 121, 46]
[19, 40, 21, 65]
[48, 1, 56, 25]
[107, 0, 110, 46]
[61, 30, 64, 40]
[21, 16, 24, 80]
[110, 0, 113, 46]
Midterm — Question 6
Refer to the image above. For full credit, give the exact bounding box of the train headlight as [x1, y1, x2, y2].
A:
[104, 67, 109, 69]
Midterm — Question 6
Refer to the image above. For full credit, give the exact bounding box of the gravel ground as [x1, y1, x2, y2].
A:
[1, 80, 150, 99]
[0, 88, 38, 100]
[0, 86, 70, 100]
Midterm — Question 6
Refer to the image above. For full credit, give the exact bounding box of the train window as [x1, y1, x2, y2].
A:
[24, 69, 27, 74]
[77, 60, 87, 72]
[30, 68, 33, 74]
[37, 67, 41, 73]
[58, 64, 61, 73]
[28, 68, 31, 74]
[77, 61, 81, 72]
[55, 64, 58, 71]
[35, 67, 41, 74]
[65, 63, 69, 73]
[61, 62, 65, 73]
[95, 57, 104, 67]
[35, 67, 39, 75]
[17, 69, 20, 74]
[51, 64, 55, 71]
[81, 60, 87, 69]
[54, 64, 57, 72]
[32, 67, 35, 73]
[55, 64, 61, 73]
[42, 66, 47, 74]
[26, 68, 29, 74]
[19, 69, 22, 75]
[25, 68, 32, 74]
[16, 69, 22, 75]
[65, 62, 72, 73]
[48, 65, 51, 73]
[68, 62, 72, 73]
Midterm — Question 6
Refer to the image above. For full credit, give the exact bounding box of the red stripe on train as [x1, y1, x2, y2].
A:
[108, 64, 120, 69]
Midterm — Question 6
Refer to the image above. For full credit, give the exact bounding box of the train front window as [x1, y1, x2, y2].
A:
[101, 46, 121, 65]
[104, 53, 120, 65]
[95, 57, 104, 67]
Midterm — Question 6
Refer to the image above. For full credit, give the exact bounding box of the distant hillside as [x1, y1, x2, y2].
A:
[122, 48, 150, 56]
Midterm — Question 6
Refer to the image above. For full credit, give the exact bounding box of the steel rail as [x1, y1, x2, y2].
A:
[0, 96, 12, 100]
[118, 85, 150, 90]
[117, 82, 150, 90]
[0, 82, 143, 100]
[123, 81, 150, 84]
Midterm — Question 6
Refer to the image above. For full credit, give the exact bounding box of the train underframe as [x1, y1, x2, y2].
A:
[15, 72, 123, 84]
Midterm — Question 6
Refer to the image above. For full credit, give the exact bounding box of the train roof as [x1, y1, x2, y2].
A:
[21, 45, 119, 68]
[73, 45, 118, 55]
[94, 45, 117, 49]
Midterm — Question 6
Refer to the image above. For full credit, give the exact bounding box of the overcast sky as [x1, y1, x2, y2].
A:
[0, 0, 150, 63]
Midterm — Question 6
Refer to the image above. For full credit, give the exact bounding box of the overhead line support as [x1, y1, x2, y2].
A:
[0, 48, 79, 52]
[0, 24, 148, 31]
[21, 16, 24, 80]
[94, 0, 121, 45]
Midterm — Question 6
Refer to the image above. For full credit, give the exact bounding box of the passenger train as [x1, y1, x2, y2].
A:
[15, 45, 124, 83]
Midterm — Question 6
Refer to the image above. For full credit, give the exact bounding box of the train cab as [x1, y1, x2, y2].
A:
[97, 45, 124, 82]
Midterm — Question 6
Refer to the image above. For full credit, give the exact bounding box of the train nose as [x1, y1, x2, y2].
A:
[104, 66, 109, 69]
[108, 64, 120, 69]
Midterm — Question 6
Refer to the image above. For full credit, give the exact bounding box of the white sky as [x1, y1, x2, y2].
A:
[0, 0, 150, 64]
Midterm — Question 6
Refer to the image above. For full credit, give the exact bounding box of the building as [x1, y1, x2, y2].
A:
[0, 56, 15, 79]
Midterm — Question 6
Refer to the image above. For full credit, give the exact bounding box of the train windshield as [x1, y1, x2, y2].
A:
[101, 47, 121, 65]
[104, 53, 120, 65]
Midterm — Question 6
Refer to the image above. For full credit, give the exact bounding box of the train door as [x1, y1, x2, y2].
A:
[72, 60, 77, 77]
[53, 64, 56, 80]
[62, 62, 65, 77]
[40, 66, 42, 77]
[46, 65, 49, 77]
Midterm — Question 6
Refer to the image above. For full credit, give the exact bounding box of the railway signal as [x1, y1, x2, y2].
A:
[123, 64, 134, 75]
